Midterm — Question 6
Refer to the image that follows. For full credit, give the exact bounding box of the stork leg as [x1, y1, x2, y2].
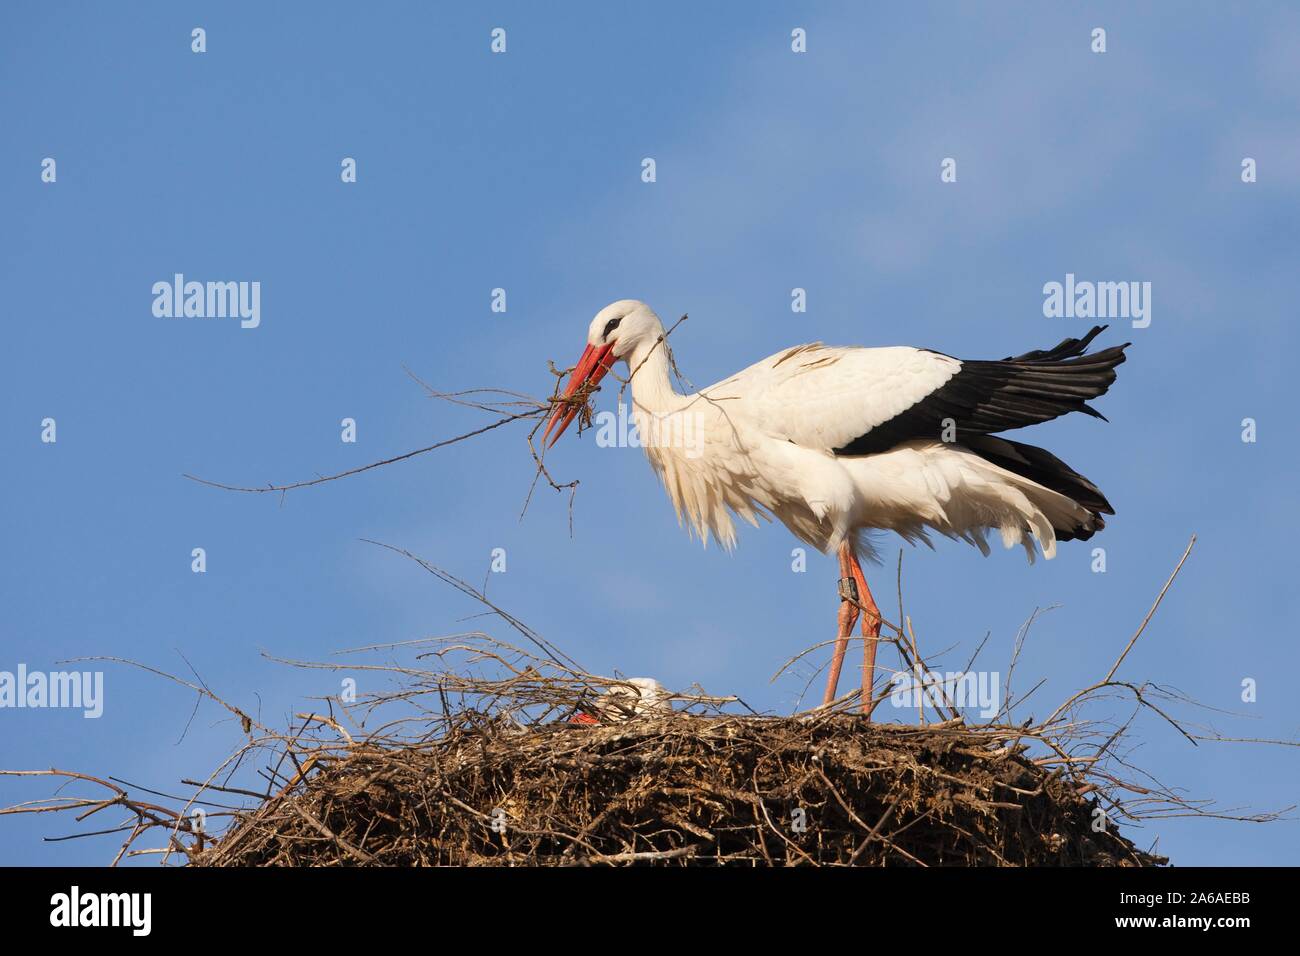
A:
[822, 543, 861, 707]
[845, 551, 883, 716]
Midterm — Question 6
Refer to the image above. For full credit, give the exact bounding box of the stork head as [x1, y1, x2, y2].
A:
[543, 299, 664, 446]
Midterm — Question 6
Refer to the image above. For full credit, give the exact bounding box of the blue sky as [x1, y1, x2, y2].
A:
[2, 2, 1297, 865]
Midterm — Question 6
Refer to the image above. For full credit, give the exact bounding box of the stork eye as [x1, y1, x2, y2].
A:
[603, 317, 623, 340]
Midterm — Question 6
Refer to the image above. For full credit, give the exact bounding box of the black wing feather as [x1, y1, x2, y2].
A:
[834, 326, 1129, 457]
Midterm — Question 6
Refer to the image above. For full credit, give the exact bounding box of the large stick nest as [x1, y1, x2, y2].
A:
[196, 710, 1160, 867]
[6, 538, 1289, 867]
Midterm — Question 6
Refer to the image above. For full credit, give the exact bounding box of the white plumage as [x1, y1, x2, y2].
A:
[596, 678, 672, 719]
[544, 299, 1127, 711]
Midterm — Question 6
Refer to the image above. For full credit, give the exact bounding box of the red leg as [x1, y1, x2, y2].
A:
[822, 543, 861, 706]
[846, 552, 882, 717]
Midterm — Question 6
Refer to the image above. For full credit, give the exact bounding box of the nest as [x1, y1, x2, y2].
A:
[195, 710, 1160, 867]
[7, 538, 1287, 867]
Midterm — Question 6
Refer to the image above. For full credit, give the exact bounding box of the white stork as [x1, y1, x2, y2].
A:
[543, 300, 1128, 715]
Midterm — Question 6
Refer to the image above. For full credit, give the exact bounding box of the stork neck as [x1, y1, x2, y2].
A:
[625, 338, 684, 414]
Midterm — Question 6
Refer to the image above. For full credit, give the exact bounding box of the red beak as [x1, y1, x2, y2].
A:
[543, 342, 616, 447]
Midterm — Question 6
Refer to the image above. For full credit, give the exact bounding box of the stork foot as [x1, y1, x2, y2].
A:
[845, 552, 883, 717]
[823, 549, 861, 707]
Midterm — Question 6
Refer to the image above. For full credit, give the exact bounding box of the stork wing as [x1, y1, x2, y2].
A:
[725, 327, 1128, 456]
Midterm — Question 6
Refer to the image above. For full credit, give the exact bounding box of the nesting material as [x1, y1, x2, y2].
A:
[195, 710, 1162, 867]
